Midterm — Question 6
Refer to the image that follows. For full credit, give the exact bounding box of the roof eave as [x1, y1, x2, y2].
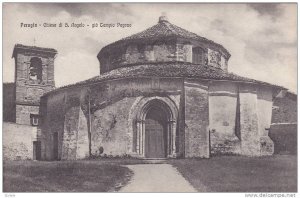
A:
[42, 74, 286, 99]
[12, 44, 57, 58]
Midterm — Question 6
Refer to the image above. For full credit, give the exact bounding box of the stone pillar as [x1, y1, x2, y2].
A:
[62, 105, 80, 160]
[208, 81, 240, 155]
[166, 120, 177, 157]
[76, 108, 89, 159]
[142, 121, 145, 157]
[257, 87, 274, 155]
[61, 94, 89, 160]
[136, 121, 141, 154]
[184, 80, 209, 158]
[171, 120, 177, 157]
[239, 85, 260, 156]
[136, 120, 144, 156]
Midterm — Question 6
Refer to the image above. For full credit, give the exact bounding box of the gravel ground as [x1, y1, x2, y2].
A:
[119, 164, 198, 192]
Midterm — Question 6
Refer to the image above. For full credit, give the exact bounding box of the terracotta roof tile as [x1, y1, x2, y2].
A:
[99, 19, 230, 57]
[42, 62, 285, 97]
[12, 44, 57, 58]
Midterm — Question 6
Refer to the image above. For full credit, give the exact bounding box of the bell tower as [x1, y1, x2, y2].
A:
[12, 44, 57, 125]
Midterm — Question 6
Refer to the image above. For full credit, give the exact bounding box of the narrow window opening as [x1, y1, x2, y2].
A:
[192, 47, 205, 64]
[30, 114, 39, 126]
[29, 57, 42, 82]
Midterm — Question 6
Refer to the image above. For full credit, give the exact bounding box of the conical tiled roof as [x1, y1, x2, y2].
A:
[99, 15, 230, 58]
[122, 16, 208, 42]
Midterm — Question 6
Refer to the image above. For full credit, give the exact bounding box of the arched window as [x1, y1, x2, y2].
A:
[192, 47, 205, 64]
[29, 57, 42, 81]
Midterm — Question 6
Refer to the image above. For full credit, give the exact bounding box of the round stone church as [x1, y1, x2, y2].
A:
[39, 16, 283, 160]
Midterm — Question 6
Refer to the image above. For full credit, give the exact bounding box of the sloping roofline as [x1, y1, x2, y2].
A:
[98, 16, 231, 59]
[42, 62, 285, 98]
[12, 44, 57, 58]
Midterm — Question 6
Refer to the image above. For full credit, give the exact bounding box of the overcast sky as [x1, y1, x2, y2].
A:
[3, 3, 297, 92]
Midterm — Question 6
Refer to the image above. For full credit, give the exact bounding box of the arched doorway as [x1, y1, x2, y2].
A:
[145, 106, 168, 158]
[132, 97, 178, 158]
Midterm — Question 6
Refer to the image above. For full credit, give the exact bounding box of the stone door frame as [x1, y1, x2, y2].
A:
[130, 96, 178, 158]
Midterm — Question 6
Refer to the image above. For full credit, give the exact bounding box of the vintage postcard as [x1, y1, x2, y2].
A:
[2, 2, 297, 194]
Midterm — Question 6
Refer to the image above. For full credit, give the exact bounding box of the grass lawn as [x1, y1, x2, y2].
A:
[169, 155, 297, 192]
[3, 160, 134, 192]
[3, 155, 297, 192]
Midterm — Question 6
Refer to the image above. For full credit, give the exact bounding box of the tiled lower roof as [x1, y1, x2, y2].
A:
[43, 62, 285, 97]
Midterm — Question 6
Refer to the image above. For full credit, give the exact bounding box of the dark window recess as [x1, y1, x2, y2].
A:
[30, 114, 39, 126]
[53, 132, 59, 160]
[33, 141, 41, 160]
[192, 47, 205, 64]
[29, 57, 43, 82]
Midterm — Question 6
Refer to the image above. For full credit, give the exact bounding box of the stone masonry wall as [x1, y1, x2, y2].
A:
[257, 87, 274, 155]
[239, 85, 260, 156]
[41, 92, 65, 160]
[184, 79, 209, 158]
[257, 87, 273, 136]
[269, 123, 297, 155]
[62, 104, 80, 160]
[15, 52, 55, 125]
[16, 104, 39, 125]
[99, 38, 230, 74]
[76, 106, 89, 159]
[100, 42, 181, 73]
[61, 90, 89, 160]
[3, 122, 37, 160]
[89, 78, 182, 157]
[100, 42, 228, 74]
[42, 89, 90, 160]
[270, 92, 297, 155]
[209, 82, 240, 155]
[272, 92, 297, 124]
[91, 97, 137, 156]
[42, 78, 183, 159]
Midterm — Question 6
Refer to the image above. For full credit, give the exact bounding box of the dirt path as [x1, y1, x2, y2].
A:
[119, 164, 197, 192]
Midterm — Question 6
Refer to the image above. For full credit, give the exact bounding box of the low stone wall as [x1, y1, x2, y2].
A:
[3, 122, 37, 160]
[272, 92, 297, 124]
[269, 123, 297, 155]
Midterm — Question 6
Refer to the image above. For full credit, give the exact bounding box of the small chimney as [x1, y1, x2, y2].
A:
[159, 13, 169, 23]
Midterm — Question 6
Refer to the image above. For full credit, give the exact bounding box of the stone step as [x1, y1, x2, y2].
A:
[142, 158, 167, 164]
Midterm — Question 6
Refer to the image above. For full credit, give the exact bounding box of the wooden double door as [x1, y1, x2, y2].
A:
[145, 107, 168, 158]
